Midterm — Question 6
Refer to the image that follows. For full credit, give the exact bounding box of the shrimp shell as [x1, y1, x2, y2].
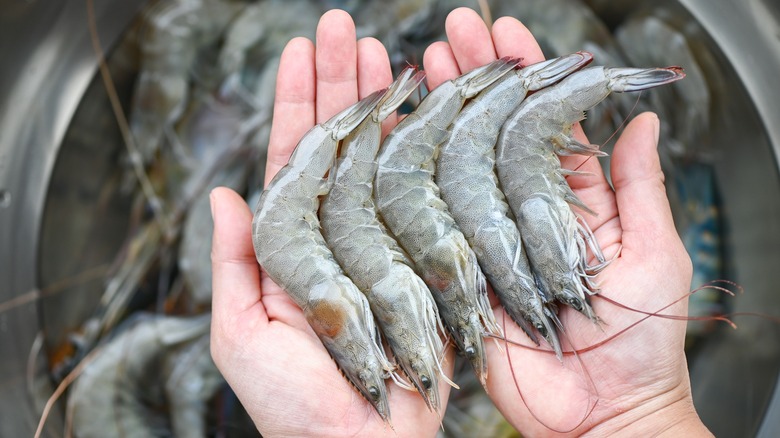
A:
[67, 314, 217, 438]
[319, 68, 455, 411]
[496, 66, 685, 320]
[435, 53, 594, 359]
[252, 89, 395, 421]
[375, 57, 520, 386]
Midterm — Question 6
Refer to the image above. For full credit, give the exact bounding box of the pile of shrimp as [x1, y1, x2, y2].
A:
[252, 49, 685, 420]
[36, 0, 729, 436]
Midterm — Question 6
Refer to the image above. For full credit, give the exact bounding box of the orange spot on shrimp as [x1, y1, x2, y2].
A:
[307, 300, 347, 338]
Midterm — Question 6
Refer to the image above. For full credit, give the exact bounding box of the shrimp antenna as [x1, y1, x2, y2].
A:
[593, 282, 741, 331]
[491, 280, 744, 358]
[34, 345, 103, 438]
[500, 312, 599, 433]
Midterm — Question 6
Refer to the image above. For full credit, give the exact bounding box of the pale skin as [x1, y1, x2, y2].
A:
[210, 8, 712, 437]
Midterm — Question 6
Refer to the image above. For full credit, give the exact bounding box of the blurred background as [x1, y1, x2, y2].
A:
[1, 0, 779, 436]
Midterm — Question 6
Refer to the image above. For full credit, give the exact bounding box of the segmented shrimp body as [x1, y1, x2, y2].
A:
[319, 69, 453, 411]
[252, 90, 395, 421]
[68, 314, 219, 438]
[436, 53, 593, 359]
[496, 66, 685, 320]
[374, 58, 519, 385]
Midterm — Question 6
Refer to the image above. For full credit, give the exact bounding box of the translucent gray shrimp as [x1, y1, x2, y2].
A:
[67, 314, 221, 438]
[129, 0, 244, 163]
[217, 0, 321, 99]
[615, 13, 712, 160]
[496, 66, 686, 321]
[252, 90, 397, 421]
[375, 58, 520, 385]
[436, 53, 594, 359]
[320, 68, 454, 411]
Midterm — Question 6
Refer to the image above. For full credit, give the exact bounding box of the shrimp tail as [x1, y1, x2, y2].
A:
[375, 67, 426, 122]
[322, 88, 388, 139]
[455, 56, 522, 98]
[321, 89, 389, 191]
[524, 51, 594, 91]
[606, 66, 686, 92]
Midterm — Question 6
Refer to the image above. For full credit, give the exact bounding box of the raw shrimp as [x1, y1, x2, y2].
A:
[130, 0, 244, 164]
[319, 68, 453, 411]
[436, 53, 593, 359]
[374, 57, 519, 385]
[252, 90, 397, 421]
[67, 314, 221, 438]
[615, 13, 712, 160]
[217, 0, 321, 98]
[496, 66, 685, 321]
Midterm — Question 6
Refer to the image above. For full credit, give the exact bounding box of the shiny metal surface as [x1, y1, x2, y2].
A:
[679, 0, 780, 170]
[587, 1, 780, 434]
[678, 1, 780, 435]
[0, 1, 145, 436]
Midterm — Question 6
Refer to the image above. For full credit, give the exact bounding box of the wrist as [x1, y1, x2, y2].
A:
[583, 384, 712, 437]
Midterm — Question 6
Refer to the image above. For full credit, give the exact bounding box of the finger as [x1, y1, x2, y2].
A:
[445, 7, 497, 72]
[491, 17, 545, 63]
[423, 41, 460, 90]
[266, 37, 315, 186]
[356, 37, 392, 98]
[356, 37, 395, 134]
[611, 112, 682, 256]
[210, 187, 265, 325]
[315, 9, 358, 123]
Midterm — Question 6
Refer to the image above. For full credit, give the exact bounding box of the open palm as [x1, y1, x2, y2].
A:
[420, 9, 701, 437]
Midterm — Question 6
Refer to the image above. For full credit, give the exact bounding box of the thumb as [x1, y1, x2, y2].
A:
[611, 112, 684, 260]
[210, 187, 266, 325]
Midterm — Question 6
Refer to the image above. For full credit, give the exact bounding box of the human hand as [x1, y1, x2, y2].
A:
[424, 8, 708, 437]
[209, 9, 454, 437]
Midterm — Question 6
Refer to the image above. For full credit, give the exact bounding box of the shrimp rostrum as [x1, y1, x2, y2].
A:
[496, 66, 685, 321]
[252, 89, 397, 421]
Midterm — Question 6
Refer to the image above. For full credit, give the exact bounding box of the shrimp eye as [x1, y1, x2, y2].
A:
[368, 386, 380, 400]
[535, 323, 548, 337]
[567, 298, 583, 311]
[421, 375, 432, 389]
[464, 346, 477, 358]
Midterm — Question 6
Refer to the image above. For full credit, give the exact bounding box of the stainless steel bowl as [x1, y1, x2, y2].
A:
[1, 0, 778, 436]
